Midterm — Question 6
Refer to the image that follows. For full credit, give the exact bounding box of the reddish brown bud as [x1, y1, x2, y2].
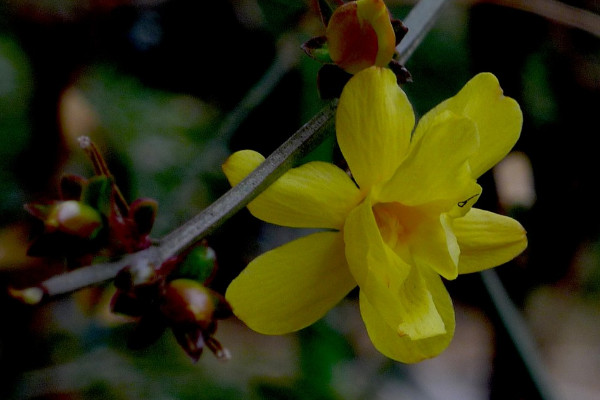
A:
[325, 0, 396, 74]
[45, 200, 103, 238]
[161, 279, 223, 330]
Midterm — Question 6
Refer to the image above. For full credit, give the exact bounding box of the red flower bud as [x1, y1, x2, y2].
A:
[161, 279, 231, 330]
[325, 0, 395, 74]
[46, 200, 103, 238]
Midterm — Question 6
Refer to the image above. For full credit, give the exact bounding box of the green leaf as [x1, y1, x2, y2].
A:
[82, 176, 114, 216]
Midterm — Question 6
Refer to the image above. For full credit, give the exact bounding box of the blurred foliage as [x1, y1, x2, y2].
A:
[1, 0, 600, 399]
[74, 63, 222, 234]
[0, 34, 32, 221]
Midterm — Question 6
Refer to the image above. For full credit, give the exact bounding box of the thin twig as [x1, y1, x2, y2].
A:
[78, 136, 130, 215]
[480, 0, 600, 38]
[157, 101, 337, 261]
[167, 35, 303, 213]
[396, 0, 448, 64]
[388, 0, 600, 38]
[20, 0, 450, 300]
[213, 35, 303, 143]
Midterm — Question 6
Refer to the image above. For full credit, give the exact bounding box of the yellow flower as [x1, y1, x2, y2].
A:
[222, 67, 527, 362]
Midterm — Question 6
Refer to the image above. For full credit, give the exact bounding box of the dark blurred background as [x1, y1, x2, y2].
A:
[1, 0, 599, 399]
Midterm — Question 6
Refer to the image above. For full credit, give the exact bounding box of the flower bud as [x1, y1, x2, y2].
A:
[8, 286, 45, 305]
[46, 200, 103, 238]
[161, 279, 231, 330]
[173, 244, 217, 284]
[325, 0, 395, 74]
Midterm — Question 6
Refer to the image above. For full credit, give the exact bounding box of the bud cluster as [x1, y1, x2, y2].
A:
[19, 137, 231, 362]
[24, 141, 157, 267]
[111, 244, 232, 362]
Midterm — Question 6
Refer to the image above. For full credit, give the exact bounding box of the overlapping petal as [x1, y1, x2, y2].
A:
[454, 208, 527, 274]
[225, 231, 356, 334]
[344, 197, 445, 340]
[377, 111, 479, 208]
[223, 66, 526, 364]
[410, 211, 460, 280]
[223, 150, 362, 229]
[337, 67, 414, 191]
[414, 73, 523, 178]
[359, 265, 455, 363]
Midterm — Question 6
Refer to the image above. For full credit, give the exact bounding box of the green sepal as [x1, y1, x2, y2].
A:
[81, 176, 113, 216]
[301, 36, 333, 64]
[51, 200, 104, 238]
[23, 202, 55, 220]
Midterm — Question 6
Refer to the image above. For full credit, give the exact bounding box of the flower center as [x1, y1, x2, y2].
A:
[373, 201, 426, 260]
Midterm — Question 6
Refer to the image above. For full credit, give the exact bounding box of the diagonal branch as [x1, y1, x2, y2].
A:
[158, 0, 450, 262]
[17, 0, 450, 300]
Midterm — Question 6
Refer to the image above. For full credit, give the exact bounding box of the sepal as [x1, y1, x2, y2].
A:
[301, 36, 333, 64]
[81, 176, 114, 217]
[391, 18, 408, 46]
[389, 59, 412, 84]
[129, 198, 158, 237]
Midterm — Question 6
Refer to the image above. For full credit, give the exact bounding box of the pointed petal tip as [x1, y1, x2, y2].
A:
[226, 232, 355, 335]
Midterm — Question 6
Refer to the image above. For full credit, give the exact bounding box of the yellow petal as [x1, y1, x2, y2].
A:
[410, 212, 460, 280]
[222, 150, 361, 229]
[226, 231, 355, 334]
[344, 196, 408, 290]
[344, 197, 445, 340]
[415, 73, 523, 178]
[359, 265, 455, 363]
[377, 111, 480, 209]
[221, 149, 265, 186]
[371, 201, 460, 280]
[337, 67, 414, 192]
[356, 0, 396, 68]
[454, 208, 527, 274]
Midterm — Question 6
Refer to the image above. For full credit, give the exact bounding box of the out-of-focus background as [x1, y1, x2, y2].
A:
[1, 0, 599, 399]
